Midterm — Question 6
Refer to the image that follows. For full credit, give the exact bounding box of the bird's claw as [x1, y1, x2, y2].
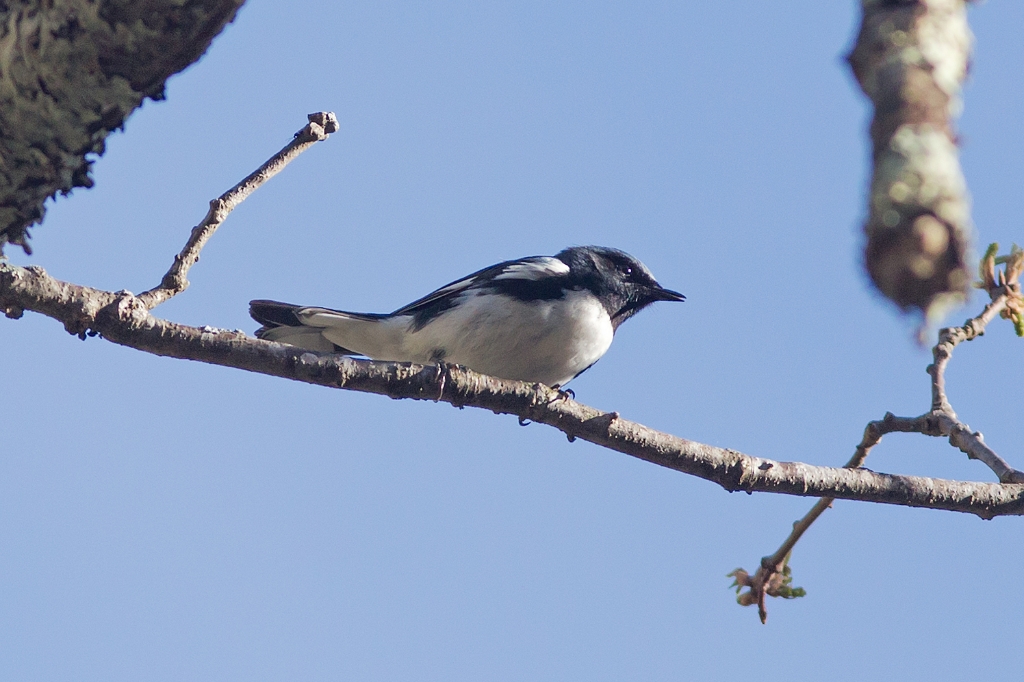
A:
[547, 387, 574, 405]
[435, 361, 451, 401]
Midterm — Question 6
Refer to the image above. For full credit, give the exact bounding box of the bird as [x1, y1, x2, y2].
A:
[249, 245, 684, 388]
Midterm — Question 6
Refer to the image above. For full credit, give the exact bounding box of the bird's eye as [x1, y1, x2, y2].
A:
[622, 266, 633, 276]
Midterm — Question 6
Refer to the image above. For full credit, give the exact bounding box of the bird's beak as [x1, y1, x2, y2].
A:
[650, 285, 686, 302]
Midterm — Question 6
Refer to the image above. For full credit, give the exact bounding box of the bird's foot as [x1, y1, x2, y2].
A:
[434, 361, 452, 401]
[548, 386, 574, 404]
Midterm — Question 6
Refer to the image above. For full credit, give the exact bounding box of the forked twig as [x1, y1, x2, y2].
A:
[732, 244, 1024, 623]
[137, 112, 339, 309]
[729, 415, 889, 623]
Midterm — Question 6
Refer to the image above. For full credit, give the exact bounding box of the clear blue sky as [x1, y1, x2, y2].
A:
[3, 1, 1023, 679]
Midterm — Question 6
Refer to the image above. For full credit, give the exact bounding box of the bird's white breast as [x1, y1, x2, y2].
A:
[400, 289, 614, 386]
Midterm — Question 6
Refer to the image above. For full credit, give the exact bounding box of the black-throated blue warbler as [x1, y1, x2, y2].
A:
[250, 245, 684, 387]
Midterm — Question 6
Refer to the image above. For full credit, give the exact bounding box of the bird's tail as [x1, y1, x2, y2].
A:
[249, 299, 352, 353]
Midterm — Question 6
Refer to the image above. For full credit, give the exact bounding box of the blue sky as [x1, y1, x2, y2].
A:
[3, 2, 1023, 679]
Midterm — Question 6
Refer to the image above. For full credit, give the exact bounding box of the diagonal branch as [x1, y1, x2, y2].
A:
[137, 112, 339, 309]
[2, 262, 1023, 519]
[732, 246, 1024, 622]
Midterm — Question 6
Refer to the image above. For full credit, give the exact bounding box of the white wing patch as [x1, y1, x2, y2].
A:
[430, 278, 478, 298]
[493, 257, 570, 281]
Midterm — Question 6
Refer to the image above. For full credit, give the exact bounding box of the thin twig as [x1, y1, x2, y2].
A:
[730, 413, 897, 622]
[137, 112, 339, 309]
[925, 243, 1024, 482]
[759, 417, 886, 568]
[733, 261, 1024, 622]
[930, 294, 1008, 414]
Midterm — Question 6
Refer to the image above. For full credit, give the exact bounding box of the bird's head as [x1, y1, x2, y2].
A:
[556, 245, 685, 329]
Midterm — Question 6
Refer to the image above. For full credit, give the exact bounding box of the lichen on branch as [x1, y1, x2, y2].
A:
[0, 0, 244, 254]
[847, 0, 973, 316]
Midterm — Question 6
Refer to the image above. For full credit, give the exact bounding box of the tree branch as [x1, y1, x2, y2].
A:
[732, 245, 1024, 622]
[930, 294, 1007, 414]
[137, 112, 340, 309]
[847, 0, 973, 315]
[0, 0, 246, 254]
[2, 262, 1023, 518]
[3, 112, 1022, 631]
[729, 417, 885, 623]
[724, 2, 1021, 621]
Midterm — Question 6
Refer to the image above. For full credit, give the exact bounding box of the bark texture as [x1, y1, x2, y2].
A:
[848, 0, 972, 315]
[0, 0, 244, 253]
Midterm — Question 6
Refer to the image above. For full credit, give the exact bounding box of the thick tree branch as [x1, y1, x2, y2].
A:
[2, 262, 1023, 518]
[0, 0, 246, 254]
[847, 0, 972, 315]
[138, 112, 339, 309]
